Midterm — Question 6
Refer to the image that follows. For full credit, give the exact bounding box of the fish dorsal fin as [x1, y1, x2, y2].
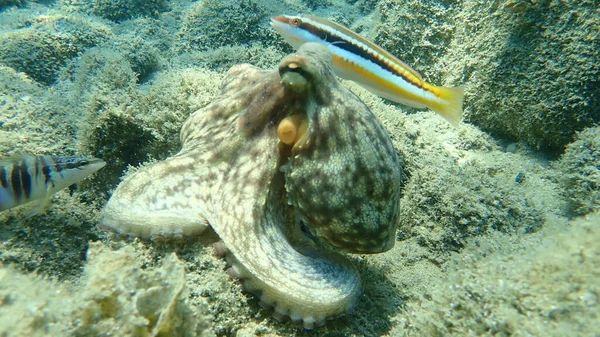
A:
[0, 154, 35, 166]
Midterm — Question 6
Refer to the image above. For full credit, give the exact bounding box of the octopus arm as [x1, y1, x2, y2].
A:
[207, 133, 362, 328]
[100, 154, 212, 240]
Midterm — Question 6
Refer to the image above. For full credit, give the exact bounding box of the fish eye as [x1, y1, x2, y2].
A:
[78, 160, 89, 167]
[290, 18, 301, 26]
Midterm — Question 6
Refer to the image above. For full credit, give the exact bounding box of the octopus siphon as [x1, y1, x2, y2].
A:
[100, 42, 405, 329]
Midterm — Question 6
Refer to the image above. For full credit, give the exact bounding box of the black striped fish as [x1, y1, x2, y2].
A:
[0, 155, 106, 214]
[271, 14, 464, 125]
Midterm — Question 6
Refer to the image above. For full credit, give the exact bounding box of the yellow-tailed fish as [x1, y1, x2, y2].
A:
[0, 155, 106, 215]
[271, 14, 464, 125]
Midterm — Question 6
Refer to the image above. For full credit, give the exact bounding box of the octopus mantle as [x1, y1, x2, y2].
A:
[100, 43, 404, 329]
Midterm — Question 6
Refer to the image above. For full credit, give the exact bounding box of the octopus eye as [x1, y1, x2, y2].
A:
[289, 18, 301, 26]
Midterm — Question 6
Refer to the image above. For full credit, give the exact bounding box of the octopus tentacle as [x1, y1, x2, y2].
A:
[99, 154, 211, 240]
[210, 138, 362, 328]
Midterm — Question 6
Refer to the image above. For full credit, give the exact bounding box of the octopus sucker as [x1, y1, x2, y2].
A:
[101, 43, 404, 327]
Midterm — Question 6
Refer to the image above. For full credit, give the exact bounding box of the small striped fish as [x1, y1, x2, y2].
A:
[271, 14, 464, 125]
[0, 155, 106, 214]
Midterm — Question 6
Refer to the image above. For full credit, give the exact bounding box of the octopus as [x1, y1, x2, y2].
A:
[100, 42, 404, 329]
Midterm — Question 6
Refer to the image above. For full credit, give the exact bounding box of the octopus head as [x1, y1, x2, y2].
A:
[278, 43, 405, 255]
[278, 43, 337, 101]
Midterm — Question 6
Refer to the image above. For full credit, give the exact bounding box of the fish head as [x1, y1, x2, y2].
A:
[271, 15, 322, 50]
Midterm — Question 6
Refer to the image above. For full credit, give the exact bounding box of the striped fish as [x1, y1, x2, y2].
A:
[0, 155, 106, 214]
[271, 14, 464, 125]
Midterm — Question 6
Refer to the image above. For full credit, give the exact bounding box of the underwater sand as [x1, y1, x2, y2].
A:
[0, 1, 598, 336]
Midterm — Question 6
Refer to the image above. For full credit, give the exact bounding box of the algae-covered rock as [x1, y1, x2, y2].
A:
[372, 1, 598, 152]
[389, 213, 600, 337]
[175, 44, 286, 74]
[62, 0, 168, 23]
[450, 1, 599, 151]
[0, 242, 213, 337]
[373, 0, 457, 85]
[0, 15, 111, 85]
[177, 0, 270, 52]
[112, 23, 163, 83]
[0, 267, 69, 337]
[559, 126, 600, 216]
[0, 64, 83, 154]
[64, 46, 221, 191]
[72, 242, 212, 337]
[0, 196, 101, 280]
[0, 0, 24, 9]
[0, 66, 53, 153]
[388, 111, 560, 253]
[91, 0, 167, 22]
[61, 47, 154, 190]
[132, 68, 221, 149]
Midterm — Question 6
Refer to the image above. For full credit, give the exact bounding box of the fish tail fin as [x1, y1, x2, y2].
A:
[429, 85, 464, 126]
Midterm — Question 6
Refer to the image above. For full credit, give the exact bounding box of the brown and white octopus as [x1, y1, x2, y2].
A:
[101, 43, 405, 329]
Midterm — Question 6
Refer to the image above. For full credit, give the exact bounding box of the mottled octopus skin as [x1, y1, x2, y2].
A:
[100, 43, 404, 328]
